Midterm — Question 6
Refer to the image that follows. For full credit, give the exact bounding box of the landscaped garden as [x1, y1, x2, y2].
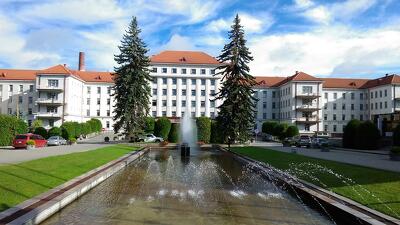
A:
[0, 144, 137, 212]
[231, 146, 400, 219]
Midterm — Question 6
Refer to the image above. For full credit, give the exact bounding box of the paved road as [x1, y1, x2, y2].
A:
[0, 132, 122, 164]
[263, 145, 400, 173]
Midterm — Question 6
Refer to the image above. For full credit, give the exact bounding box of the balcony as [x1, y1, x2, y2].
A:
[36, 98, 64, 106]
[296, 116, 320, 124]
[35, 112, 62, 118]
[296, 93, 320, 99]
[36, 85, 63, 92]
[296, 105, 320, 112]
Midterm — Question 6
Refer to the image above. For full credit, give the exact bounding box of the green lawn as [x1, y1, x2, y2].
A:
[0, 144, 138, 212]
[231, 147, 400, 219]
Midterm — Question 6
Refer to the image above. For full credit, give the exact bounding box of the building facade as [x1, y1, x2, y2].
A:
[0, 50, 399, 136]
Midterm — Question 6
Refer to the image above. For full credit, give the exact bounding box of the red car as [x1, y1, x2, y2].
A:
[12, 133, 48, 149]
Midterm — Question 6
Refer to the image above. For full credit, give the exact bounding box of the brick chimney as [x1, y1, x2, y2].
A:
[78, 52, 85, 71]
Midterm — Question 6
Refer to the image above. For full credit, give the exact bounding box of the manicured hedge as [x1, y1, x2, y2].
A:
[34, 127, 48, 139]
[393, 124, 400, 146]
[196, 117, 211, 143]
[210, 120, 224, 144]
[274, 123, 289, 140]
[355, 121, 380, 150]
[343, 119, 361, 148]
[87, 118, 102, 133]
[61, 122, 76, 140]
[48, 127, 62, 137]
[262, 121, 278, 135]
[154, 117, 171, 140]
[285, 125, 299, 138]
[168, 123, 180, 143]
[144, 117, 155, 132]
[0, 114, 28, 146]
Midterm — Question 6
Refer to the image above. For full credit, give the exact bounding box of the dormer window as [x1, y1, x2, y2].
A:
[179, 57, 186, 62]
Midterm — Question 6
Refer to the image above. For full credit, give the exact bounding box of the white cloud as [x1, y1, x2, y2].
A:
[205, 13, 274, 34]
[159, 34, 197, 51]
[249, 25, 400, 76]
[303, 6, 331, 24]
[206, 19, 230, 32]
[293, 0, 314, 9]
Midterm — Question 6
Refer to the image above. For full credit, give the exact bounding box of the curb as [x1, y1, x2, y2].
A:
[0, 147, 148, 225]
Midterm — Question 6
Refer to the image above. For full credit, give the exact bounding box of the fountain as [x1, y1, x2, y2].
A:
[179, 110, 197, 157]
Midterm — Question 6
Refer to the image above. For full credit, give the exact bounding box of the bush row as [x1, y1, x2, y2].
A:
[0, 114, 28, 146]
[342, 119, 381, 150]
[262, 120, 299, 140]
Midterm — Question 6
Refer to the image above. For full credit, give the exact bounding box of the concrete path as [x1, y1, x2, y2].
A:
[0, 132, 122, 164]
[263, 146, 400, 173]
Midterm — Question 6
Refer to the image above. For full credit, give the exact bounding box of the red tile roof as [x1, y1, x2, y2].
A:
[72, 70, 114, 83]
[255, 76, 286, 87]
[151, 50, 220, 65]
[255, 71, 322, 88]
[0, 69, 39, 80]
[40, 64, 72, 74]
[322, 78, 370, 89]
[362, 74, 400, 88]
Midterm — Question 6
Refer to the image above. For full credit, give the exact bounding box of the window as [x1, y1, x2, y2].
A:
[162, 78, 167, 84]
[182, 78, 187, 85]
[263, 113, 267, 119]
[342, 104, 346, 110]
[324, 93, 328, 99]
[333, 103, 337, 110]
[191, 79, 196, 85]
[302, 86, 312, 94]
[324, 114, 327, 120]
[191, 69, 196, 74]
[324, 125, 328, 132]
[9, 96, 12, 103]
[263, 102, 267, 109]
[152, 111, 156, 117]
[87, 87, 91, 94]
[324, 103, 327, 109]
[106, 121, 110, 128]
[272, 102, 276, 109]
[385, 101, 388, 108]
[8, 108, 12, 114]
[371, 104, 373, 109]
[263, 91, 267, 98]
[28, 108, 32, 115]
[342, 114, 346, 121]
[210, 80, 215, 86]
[375, 102, 378, 109]
[360, 115, 364, 121]
[201, 90, 205, 96]
[107, 110, 110, 117]
[87, 98, 90, 105]
[172, 111, 177, 117]
[272, 91, 276, 98]
[360, 104, 363, 110]
[210, 112, 215, 118]
[380, 90, 382, 98]
[29, 85, 33, 92]
[163, 89, 167, 96]
[351, 93, 354, 100]
[201, 79, 205, 85]
[384, 89, 388, 97]
[380, 102, 382, 109]
[97, 98, 100, 105]
[211, 90, 215, 95]
[272, 113, 276, 119]
[153, 88, 157, 95]
[211, 69, 215, 74]
[201, 69, 206, 74]
[172, 89, 177, 96]
[18, 96, 22, 103]
[210, 100, 215, 107]
[333, 125, 337, 132]
[28, 97, 33, 104]
[107, 99, 110, 105]
[97, 87, 101, 94]
[152, 100, 157, 106]
[333, 114, 336, 121]
[9, 85, 13, 92]
[172, 68, 177, 74]
[172, 100, 176, 107]
[162, 68, 167, 73]
[333, 93, 337, 99]
[47, 106, 58, 113]
[360, 93, 363, 99]
[191, 101, 195, 107]
[49, 120, 54, 127]
[97, 110, 100, 116]
[371, 93, 373, 99]
[191, 112, 195, 117]
[107, 87, 111, 94]
[201, 101, 205, 107]
[162, 100, 167, 107]
[151, 67, 157, 73]
[182, 90, 186, 96]
[172, 78, 177, 84]
[375, 91, 377, 98]
[342, 93, 346, 99]
[182, 100, 186, 107]
[191, 90, 195, 96]
[48, 80, 58, 87]
[152, 78, 157, 84]
[162, 111, 166, 116]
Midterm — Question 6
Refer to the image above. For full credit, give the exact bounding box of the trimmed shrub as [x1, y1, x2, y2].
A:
[72, 122, 82, 138]
[87, 118, 102, 133]
[34, 127, 48, 139]
[69, 137, 77, 144]
[61, 122, 76, 140]
[26, 140, 35, 146]
[262, 121, 278, 135]
[0, 115, 28, 146]
[343, 119, 361, 148]
[144, 117, 155, 132]
[196, 117, 211, 143]
[393, 124, 400, 146]
[81, 122, 91, 136]
[210, 120, 224, 144]
[355, 121, 380, 150]
[48, 127, 61, 137]
[168, 123, 180, 143]
[154, 117, 171, 140]
[274, 123, 289, 139]
[31, 119, 43, 130]
[285, 125, 299, 138]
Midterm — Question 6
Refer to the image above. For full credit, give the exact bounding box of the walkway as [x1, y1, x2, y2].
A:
[264, 146, 400, 173]
[0, 132, 122, 164]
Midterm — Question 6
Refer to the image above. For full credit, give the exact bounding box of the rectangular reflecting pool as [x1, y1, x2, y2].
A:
[42, 148, 334, 225]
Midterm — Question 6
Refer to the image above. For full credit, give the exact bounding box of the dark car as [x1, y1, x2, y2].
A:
[312, 138, 330, 148]
[295, 135, 312, 148]
[13, 133, 48, 149]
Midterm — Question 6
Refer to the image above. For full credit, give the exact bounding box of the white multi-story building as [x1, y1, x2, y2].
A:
[1, 50, 399, 136]
[0, 51, 221, 129]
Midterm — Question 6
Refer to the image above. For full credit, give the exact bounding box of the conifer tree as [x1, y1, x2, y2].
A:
[215, 15, 257, 143]
[113, 17, 151, 136]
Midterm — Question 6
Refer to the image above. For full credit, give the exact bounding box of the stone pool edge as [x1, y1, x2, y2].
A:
[0, 147, 149, 225]
[218, 146, 400, 225]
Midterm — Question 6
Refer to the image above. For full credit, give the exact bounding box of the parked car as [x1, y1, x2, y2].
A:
[47, 136, 67, 146]
[312, 138, 330, 148]
[138, 134, 164, 143]
[282, 137, 296, 146]
[295, 135, 312, 148]
[13, 133, 48, 149]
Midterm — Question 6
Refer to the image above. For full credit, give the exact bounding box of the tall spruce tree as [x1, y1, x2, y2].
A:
[215, 15, 257, 143]
[113, 17, 151, 136]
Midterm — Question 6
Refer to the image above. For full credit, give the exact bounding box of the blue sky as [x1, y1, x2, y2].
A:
[0, 0, 399, 78]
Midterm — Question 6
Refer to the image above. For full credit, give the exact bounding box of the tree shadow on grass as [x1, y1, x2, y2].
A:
[0, 170, 54, 189]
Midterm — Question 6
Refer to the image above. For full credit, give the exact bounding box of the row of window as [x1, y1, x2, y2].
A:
[324, 89, 389, 100]
[152, 111, 216, 118]
[5, 96, 34, 104]
[153, 78, 216, 86]
[324, 124, 343, 133]
[87, 98, 111, 106]
[87, 86, 112, 94]
[324, 114, 365, 121]
[86, 109, 111, 117]
[151, 67, 215, 75]
[152, 89, 215, 96]
[152, 100, 215, 108]
[1, 84, 35, 93]
[323, 102, 391, 110]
